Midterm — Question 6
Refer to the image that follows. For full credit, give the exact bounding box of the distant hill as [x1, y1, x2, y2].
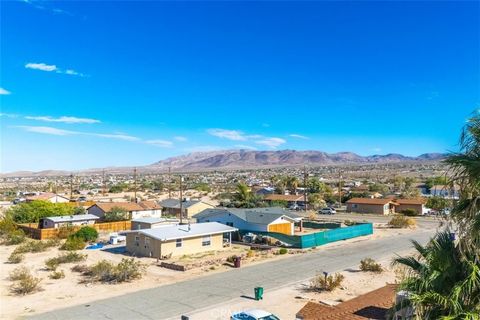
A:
[1, 149, 447, 177]
[148, 149, 447, 170]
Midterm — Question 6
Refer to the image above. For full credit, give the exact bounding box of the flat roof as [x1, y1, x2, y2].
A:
[132, 217, 179, 224]
[45, 214, 99, 223]
[138, 222, 237, 241]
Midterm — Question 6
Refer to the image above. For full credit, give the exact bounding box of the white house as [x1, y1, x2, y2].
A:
[41, 214, 99, 229]
[26, 192, 70, 203]
[87, 201, 162, 220]
[193, 207, 302, 236]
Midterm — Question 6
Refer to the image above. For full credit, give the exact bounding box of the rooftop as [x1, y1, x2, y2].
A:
[193, 207, 302, 225]
[138, 222, 237, 241]
[160, 198, 205, 209]
[263, 194, 305, 201]
[132, 217, 179, 224]
[45, 214, 99, 223]
[346, 198, 394, 205]
[296, 284, 397, 320]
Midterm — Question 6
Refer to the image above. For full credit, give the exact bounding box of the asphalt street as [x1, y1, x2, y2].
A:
[30, 228, 436, 320]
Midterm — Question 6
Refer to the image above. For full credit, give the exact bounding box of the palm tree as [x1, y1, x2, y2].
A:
[444, 112, 480, 260]
[391, 232, 480, 320]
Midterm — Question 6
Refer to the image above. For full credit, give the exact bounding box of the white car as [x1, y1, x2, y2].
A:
[231, 309, 280, 320]
[319, 207, 336, 215]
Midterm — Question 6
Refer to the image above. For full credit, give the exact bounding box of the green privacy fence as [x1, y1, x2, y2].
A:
[240, 222, 373, 249]
[301, 221, 341, 230]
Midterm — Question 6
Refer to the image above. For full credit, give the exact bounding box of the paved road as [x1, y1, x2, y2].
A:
[30, 229, 436, 320]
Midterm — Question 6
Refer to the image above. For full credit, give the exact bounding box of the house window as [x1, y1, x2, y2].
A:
[135, 235, 140, 246]
[145, 237, 150, 248]
[202, 235, 211, 246]
[352, 204, 358, 209]
[176, 238, 182, 248]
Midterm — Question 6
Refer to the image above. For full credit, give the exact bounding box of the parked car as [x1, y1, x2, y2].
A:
[231, 309, 280, 320]
[288, 204, 299, 211]
[319, 207, 336, 215]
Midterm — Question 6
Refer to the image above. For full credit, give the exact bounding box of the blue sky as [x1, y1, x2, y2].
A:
[1, 1, 479, 172]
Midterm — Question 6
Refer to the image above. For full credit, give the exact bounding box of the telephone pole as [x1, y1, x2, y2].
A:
[69, 174, 74, 200]
[168, 167, 172, 199]
[303, 166, 308, 212]
[102, 169, 106, 196]
[338, 170, 343, 206]
[133, 167, 138, 203]
[179, 175, 184, 224]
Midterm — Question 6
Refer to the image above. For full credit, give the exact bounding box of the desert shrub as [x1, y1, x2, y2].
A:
[10, 274, 42, 295]
[359, 258, 383, 273]
[8, 252, 24, 264]
[246, 250, 255, 258]
[49, 270, 65, 279]
[226, 255, 237, 263]
[71, 264, 89, 273]
[3, 229, 26, 245]
[388, 215, 416, 229]
[310, 272, 345, 292]
[114, 258, 145, 282]
[60, 236, 85, 251]
[85, 258, 145, 283]
[13, 238, 60, 254]
[57, 225, 77, 239]
[103, 207, 129, 222]
[7, 200, 74, 223]
[400, 209, 418, 217]
[9, 266, 30, 281]
[45, 252, 87, 270]
[74, 226, 98, 242]
[278, 248, 288, 255]
[0, 216, 17, 236]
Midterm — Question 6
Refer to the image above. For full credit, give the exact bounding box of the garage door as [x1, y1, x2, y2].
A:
[268, 223, 292, 235]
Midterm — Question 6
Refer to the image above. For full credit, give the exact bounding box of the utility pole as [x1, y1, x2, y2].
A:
[102, 169, 106, 196]
[303, 166, 308, 212]
[168, 166, 172, 199]
[69, 173, 73, 200]
[133, 167, 138, 203]
[338, 170, 343, 206]
[179, 175, 184, 224]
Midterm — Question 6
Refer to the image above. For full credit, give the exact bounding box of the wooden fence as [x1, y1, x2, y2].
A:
[17, 220, 132, 240]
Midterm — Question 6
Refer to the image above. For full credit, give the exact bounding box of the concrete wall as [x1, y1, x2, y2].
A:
[125, 232, 224, 259]
[346, 203, 389, 215]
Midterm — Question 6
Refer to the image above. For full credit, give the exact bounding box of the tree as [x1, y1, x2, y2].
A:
[286, 176, 299, 194]
[426, 197, 451, 211]
[444, 112, 480, 258]
[391, 232, 480, 319]
[73, 206, 86, 215]
[109, 183, 128, 193]
[7, 201, 74, 223]
[308, 193, 326, 210]
[425, 176, 450, 190]
[272, 175, 287, 194]
[307, 177, 329, 194]
[104, 207, 129, 222]
[232, 183, 263, 208]
[194, 183, 212, 193]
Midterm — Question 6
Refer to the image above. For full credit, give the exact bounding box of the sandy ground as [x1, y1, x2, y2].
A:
[0, 227, 417, 319]
[184, 254, 409, 320]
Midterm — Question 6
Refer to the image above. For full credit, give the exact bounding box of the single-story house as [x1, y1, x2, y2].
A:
[395, 198, 426, 215]
[159, 198, 214, 219]
[296, 284, 401, 320]
[193, 207, 302, 236]
[346, 198, 397, 215]
[430, 185, 460, 199]
[41, 214, 99, 229]
[263, 194, 306, 206]
[26, 192, 70, 203]
[125, 222, 237, 259]
[131, 217, 179, 230]
[87, 201, 162, 220]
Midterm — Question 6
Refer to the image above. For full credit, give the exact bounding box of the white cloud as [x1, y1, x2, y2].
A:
[0, 113, 18, 118]
[92, 133, 140, 141]
[289, 134, 309, 140]
[145, 139, 173, 147]
[25, 115, 100, 124]
[25, 62, 86, 77]
[0, 87, 11, 95]
[174, 136, 188, 142]
[25, 62, 58, 72]
[207, 128, 247, 141]
[15, 126, 77, 136]
[234, 144, 257, 150]
[255, 137, 286, 149]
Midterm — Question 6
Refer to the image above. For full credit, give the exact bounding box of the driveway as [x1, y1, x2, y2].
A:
[30, 228, 436, 320]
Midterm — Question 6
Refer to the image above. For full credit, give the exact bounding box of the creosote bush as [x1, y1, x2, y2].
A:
[74, 226, 98, 242]
[60, 236, 86, 251]
[7, 252, 24, 264]
[359, 258, 383, 273]
[45, 252, 87, 271]
[13, 239, 60, 254]
[400, 209, 418, 217]
[278, 248, 288, 255]
[9, 266, 30, 281]
[388, 215, 416, 229]
[310, 272, 345, 292]
[80, 258, 145, 284]
[49, 270, 65, 280]
[10, 275, 42, 295]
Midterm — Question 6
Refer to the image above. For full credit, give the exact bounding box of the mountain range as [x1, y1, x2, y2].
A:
[1, 150, 447, 177]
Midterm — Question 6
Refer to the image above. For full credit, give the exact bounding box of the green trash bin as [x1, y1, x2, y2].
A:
[254, 287, 264, 300]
